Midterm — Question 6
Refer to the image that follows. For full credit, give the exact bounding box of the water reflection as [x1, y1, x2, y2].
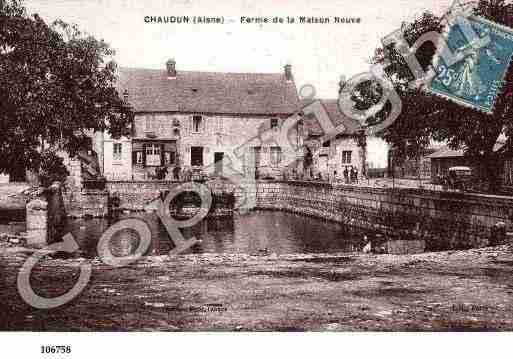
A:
[65, 210, 369, 258]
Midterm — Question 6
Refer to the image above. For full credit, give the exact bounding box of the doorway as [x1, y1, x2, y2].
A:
[214, 152, 224, 175]
[253, 146, 262, 179]
[191, 146, 203, 167]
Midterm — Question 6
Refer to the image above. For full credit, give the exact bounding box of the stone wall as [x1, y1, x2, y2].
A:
[133, 113, 296, 176]
[106, 181, 181, 211]
[66, 189, 109, 218]
[241, 181, 513, 250]
[66, 179, 513, 250]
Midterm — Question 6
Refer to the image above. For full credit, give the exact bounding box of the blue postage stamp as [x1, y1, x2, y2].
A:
[429, 15, 513, 114]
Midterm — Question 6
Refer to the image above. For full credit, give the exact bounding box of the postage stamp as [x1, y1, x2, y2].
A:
[429, 15, 513, 113]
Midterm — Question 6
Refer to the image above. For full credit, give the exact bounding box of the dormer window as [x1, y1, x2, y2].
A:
[193, 115, 203, 133]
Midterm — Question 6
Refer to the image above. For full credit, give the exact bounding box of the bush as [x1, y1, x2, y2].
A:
[38, 151, 69, 188]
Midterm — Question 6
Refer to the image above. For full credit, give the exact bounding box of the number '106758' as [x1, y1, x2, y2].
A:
[41, 346, 71, 354]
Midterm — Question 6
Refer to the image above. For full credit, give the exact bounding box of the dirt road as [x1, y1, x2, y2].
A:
[1, 245, 513, 331]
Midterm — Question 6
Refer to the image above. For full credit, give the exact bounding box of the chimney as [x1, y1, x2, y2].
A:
[166, 58, 176, 78]
[284, 64, 292, 81]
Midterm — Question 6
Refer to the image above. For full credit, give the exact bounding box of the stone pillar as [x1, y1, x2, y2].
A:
[355, 131, 367, 180]
[26, 199, 48, 248]
[68, 159, 83, 190]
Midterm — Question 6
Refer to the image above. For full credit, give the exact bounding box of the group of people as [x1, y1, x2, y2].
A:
[342, 166, 359, 184]
[305, 166, 361, 184]
[153, 166, 182, 180]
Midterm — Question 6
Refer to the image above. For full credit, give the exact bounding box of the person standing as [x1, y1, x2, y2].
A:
[173, 165, 180, 180]
[343, 166, 349, 184]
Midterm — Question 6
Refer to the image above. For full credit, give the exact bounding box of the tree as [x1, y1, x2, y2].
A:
[353, 0, 513, 192]
[0, 0, 132, 182]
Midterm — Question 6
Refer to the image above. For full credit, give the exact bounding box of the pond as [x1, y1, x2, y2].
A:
[0, 209, 26, 236]
[64, 210, 370, 258]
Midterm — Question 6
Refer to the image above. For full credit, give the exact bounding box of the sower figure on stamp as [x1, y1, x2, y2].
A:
[452, 31, 503, 98]
[455, 50, 482, 97]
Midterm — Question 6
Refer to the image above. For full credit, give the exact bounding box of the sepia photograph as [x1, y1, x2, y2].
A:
[1, 0, 513, 357]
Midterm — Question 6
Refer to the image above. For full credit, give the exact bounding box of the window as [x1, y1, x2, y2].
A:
[270, 146, 282, 166]
[135, 151, 143, 165]
[215, 117, 223, 133]
[193, 115, 203, 133]
[145, 116, 153, 132]
[322, 140, 330, 148]
[113, 143, 122, 161]
[145, 144, 161, 166]
[270, 118, 278, 130]
[342, 150, 352, 164]
[144, 115, 159, 136]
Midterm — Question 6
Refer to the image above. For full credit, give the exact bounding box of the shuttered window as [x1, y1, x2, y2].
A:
[192, 115, 203, 133]
[145, 144, 161, 166]
[342, 151, 352, 164]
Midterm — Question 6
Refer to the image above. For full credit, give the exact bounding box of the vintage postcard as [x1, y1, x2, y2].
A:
[1, 0, 513, 357]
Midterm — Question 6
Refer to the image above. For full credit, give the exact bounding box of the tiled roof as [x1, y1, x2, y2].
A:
[428, 141, 507, 158]
[117, 67, 300, 115]
[300, 98, 362, 136]
[428, 147, 465, 158]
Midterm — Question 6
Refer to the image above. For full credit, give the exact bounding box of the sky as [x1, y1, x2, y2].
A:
[22, 0, 455, 168]
[24, 0, 454, 98]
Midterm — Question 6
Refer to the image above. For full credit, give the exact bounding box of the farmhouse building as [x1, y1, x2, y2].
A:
[100, 60, 301, 180]
[300, 99, 370, 181]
